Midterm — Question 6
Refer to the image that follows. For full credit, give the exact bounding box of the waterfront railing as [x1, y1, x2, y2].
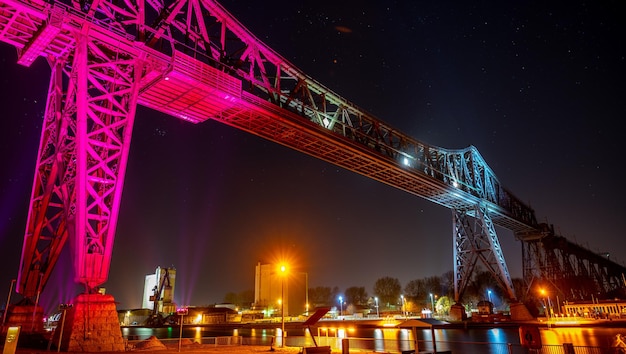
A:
[125, 335, 625, 354]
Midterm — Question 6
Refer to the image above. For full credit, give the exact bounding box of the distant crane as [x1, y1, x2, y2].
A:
[146, 268, 172, 327]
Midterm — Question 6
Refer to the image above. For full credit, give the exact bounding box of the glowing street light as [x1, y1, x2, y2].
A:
[280, 264, 287, 347]
[540, 288, 552, 320]
[429, 293, 434, 314]
[338, 296, 343, 317]
[375, 297, 379, 318]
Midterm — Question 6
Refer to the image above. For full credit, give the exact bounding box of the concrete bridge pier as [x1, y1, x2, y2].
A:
[52, 293, 124, 352]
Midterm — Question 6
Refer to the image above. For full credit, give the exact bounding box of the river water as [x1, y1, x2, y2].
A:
[122, 324, 626, 353]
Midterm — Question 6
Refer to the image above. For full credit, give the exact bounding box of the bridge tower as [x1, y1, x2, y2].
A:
[6, 4, 148, 349]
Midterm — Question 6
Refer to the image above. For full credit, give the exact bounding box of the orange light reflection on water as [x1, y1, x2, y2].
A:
[194, 327, 202, 342]
[541, 327, 619, 347]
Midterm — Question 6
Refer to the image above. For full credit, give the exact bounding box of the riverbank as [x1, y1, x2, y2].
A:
[453, 317, 626, 329]
[14, 346, 302, 354]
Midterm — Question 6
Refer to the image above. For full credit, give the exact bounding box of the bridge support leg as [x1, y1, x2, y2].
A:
[52, 294, 124, 352]
[509, 302, 534, 321]
[448, 303, 466, 321]
[452, 203, 516, 302]
[2, 302, 44, 336]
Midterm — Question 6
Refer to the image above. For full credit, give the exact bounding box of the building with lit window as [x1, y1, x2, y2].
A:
[562, 300, 626, 319]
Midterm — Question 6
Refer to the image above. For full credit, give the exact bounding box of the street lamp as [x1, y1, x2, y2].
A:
[280, 264, 287, 347]
[540, 288, 551, 320]
[176, 307, 188, 352]
[375, 297, 379, 318]
[429, 293, 434, 315]
[57, 303, 72, 352]
[338, 296, 343, 317]
[3, 279, 15, 326]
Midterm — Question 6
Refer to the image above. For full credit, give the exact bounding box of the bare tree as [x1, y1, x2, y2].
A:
[405, 279, 427, 307]
[308, 286, 333, 307]
[440, 270, 455, 297]
[308, 286, 340, 308]
[424, 276, 442, 295]
[345, 286, 369, 305]
[373, 277, 401, 308]
[222, 289, 254, 308]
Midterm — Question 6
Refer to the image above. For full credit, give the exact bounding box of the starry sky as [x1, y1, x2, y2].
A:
[0, 0, 624, 313]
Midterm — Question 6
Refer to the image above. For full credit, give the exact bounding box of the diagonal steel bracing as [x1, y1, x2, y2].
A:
[522, 228, 626, 301]
[453, 203, 515, 302]
[17, 29, 148, 295]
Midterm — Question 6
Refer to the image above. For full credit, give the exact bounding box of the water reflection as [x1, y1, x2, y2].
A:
[193, 327, 202, 342]
[122, 324, 626, 351]
[486, 328, 507, 343]
[541, 327, 622, 348]
[398, 329, 411, 352]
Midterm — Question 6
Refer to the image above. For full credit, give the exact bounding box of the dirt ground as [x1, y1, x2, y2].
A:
[14, 345, 307, 354]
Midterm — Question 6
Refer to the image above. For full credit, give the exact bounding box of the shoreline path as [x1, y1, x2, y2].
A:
[16, 345, 307, 354]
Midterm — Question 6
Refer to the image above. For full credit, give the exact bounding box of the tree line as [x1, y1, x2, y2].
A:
[223, 269, 537, 317]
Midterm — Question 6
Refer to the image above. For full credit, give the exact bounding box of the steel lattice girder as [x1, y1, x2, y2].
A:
[16, 30, 147, 296]
[453, 204, 516, 302]
[527, 235, 626, 300]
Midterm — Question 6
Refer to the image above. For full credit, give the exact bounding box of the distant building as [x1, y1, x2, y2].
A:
[117, 306, 239, 326]
[142, 266, 177, 314]
[254, 262, 308, 317]
[562, 300, 626, 319]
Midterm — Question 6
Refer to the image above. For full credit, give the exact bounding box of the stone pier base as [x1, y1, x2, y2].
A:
[448, 303, 467, 321]
[2, 301, 44, 334]
[52, 293, 124, 352]
[509, 302, 535, 321]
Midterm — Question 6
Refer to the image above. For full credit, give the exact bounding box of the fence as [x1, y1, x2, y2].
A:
[125, 335, 625, 354]
[341, 337, 625, 354]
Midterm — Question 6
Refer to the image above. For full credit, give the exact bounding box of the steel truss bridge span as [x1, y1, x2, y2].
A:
[1, 0, 623, 308]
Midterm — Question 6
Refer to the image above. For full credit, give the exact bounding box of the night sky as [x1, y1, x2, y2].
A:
[1, 0, 624, 313]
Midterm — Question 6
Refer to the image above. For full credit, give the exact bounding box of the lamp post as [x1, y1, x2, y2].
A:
[280, 264, 287, 347]
[338, 296, 343, 317]
[3, 279, 15, 327]
[304, 272, 309, 315]
[177, 307, 188, 352]
[57, 304, 72, 352]
[540, 289, 551, 320]
[429, 293, 434, 317]
[375, 297, 379, 318]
